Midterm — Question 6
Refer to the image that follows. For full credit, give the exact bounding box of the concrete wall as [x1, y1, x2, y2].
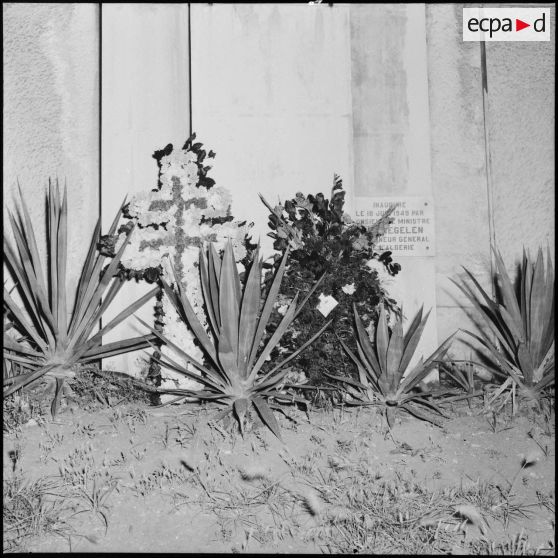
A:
[425, 4, 493, 350]
[350, 4, 439, 363]
[190, 3, 354, 256]
[101, 4, 191, 373]
[3, 3, 99, 297]
[3, 3, 554, 373]
[101, 3, 191, 217]
[425, 4, 555, 352]
[486, 11, 555, 267]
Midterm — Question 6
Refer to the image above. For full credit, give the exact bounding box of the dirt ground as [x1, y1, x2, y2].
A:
[3, 398, 555, 554]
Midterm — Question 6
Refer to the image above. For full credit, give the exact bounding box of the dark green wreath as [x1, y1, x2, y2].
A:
[260, 175, 401, 405]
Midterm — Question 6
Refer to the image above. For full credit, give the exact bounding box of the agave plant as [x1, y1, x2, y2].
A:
[3, 181, 158, 416]
[329, 304, 456, 427]
[141, 240, 330, 440]
[453, 247, 554, 404]
[3, 283, 22, 381]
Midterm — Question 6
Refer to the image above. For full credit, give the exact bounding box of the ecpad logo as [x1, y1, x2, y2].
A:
[463, 8, 550, 41]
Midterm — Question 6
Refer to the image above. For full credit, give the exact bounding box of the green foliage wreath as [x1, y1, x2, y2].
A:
[261, 175, 401, 405]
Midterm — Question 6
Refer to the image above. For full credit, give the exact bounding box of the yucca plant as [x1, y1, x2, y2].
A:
[3, 282, 21, 381]
[3, 181, 158, 416]
[141, 240, 331, 440]
[329, 304, 456, 427]
[453, 247, 554, 405]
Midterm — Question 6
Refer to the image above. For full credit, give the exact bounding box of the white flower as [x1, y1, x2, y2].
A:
[277, 304, 289, 316]
[285, 368, 307, 384]
[127, 194, 151, 218]
[366, 258, 393, 286]
[151, 186, 174, 202]
[187, 153, 198, 164]
[366, 258, 403, 310]
[136, 226, 170, 246]
[125, 251, 161, 270]
[206, 186, 232, 213]
[342, 283, 356, 295]
[365, 258, 385, 275]
[294, 207, 306, 220]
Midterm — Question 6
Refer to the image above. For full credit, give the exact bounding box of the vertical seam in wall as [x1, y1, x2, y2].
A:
[188, 3, 193, 136]
[98, 2, 103, 337]
[480, 40, 497, 297]
[99, 2, 103, 223]
[346, 4, 356, 216]
[422, 4, 441, 338]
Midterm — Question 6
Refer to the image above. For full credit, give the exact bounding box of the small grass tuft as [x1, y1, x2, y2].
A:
[3, 474, 71, 552]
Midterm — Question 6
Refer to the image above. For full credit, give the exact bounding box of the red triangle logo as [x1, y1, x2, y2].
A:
[516, 19, 530, 31]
